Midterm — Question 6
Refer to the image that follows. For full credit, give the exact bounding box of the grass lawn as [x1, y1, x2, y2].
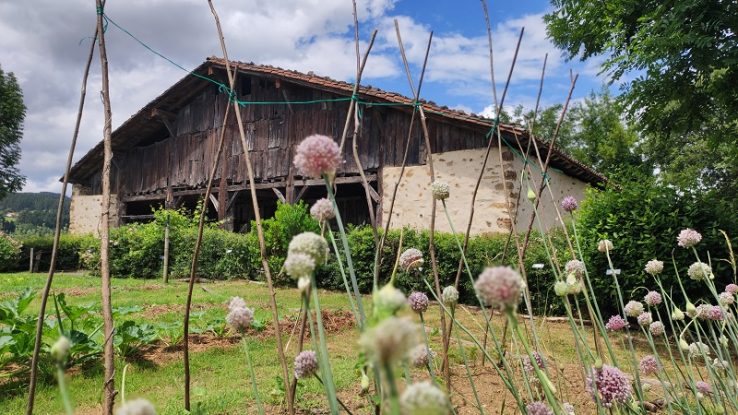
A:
[0, 272, 671, 414]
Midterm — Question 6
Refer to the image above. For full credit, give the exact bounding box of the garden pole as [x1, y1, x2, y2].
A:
[163, 213, 170, 283]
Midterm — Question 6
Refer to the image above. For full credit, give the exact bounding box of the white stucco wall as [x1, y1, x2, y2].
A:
[69, 185, 120, 235]
[380, 148, 589, 235]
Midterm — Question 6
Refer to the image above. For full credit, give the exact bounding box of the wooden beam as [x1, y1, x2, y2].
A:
[272, 188, 286, 203]
[225, 191, 240, 212]
[368, 185, 380, 202]
[294, 186, 309, 203]
[208, 193, 219, 212]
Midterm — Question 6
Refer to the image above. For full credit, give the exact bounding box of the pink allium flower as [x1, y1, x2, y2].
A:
[644, 291, 662, 307]
[624, 300, 644, 317]
[587, 364, 632, 407]
[294, 350, 319, 379]
[523, 351, 545, 373]
[310, 198, 335, 222]
[695, 380, 712, 395]
[526, 402, 553, 415]
[644, 259, 664, 276]
[409, 345, 432, 368]
[637, 312, 653, 327]
[117, 398, 156, 415]
[560, 196, 578, 213]
[407, 292, 429, 313]
[565, 259, 586, 277]
[677, 228, 702, 248]
[228, 296, 247, 311]
[727, 284, 738, 295]
[649, 321, 665, 336]
[563, 403, 575, 415]
[719, 292, 735, 306]
[606, 315, 628, 331]
[294, 134, 342, 178]
[639, 355, 660, 376]
[226, 306, 254, 331]
[474, 266, 524, 310]
[399, 248, 424, 271]
[707, 305, 724, 321]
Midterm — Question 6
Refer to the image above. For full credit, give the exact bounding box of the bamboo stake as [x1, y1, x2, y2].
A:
[95, 1, 117, 412]
[206, 3, 294, 414]
[25, 5, 103, 413]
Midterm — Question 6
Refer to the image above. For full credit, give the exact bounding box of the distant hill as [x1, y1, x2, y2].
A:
[0, 192, 70, 236]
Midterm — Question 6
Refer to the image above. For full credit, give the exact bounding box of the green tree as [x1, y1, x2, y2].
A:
[0, 66, 26, 198]
[545, 1, 738, 193]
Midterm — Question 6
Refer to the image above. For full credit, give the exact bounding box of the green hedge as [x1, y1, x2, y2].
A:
[14, 233, 97, 272]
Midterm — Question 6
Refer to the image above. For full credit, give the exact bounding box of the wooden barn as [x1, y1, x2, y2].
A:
[67, 57, 605, 235]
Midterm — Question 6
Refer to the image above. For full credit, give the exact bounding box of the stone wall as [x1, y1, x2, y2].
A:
[380, 148, 588, 235]
[68, 184, 120, 235]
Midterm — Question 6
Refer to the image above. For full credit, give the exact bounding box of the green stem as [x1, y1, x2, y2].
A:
[56, 365, 74, 415]
[418, 313, 437, 380]
[310, 273, 340, 414]
[242, 338, 265, 415]
[327, 230, 359, 323]
[451, 309, 485, 415]
[384, 362, 401, 415]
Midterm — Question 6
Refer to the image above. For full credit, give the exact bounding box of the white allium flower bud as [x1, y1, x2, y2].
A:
[297, 276, 311, 294]
[644, 259, 664, 276]
[430, 181, 450, 200]
[228, 296, 247, 311]
[554, 281, 569, 297]
[284, 252, 316, 279]
[597, 239, 614, 253]
[310, 198, 335, 222]
[51, 336, 71, 363]
[400, 381, 450, 415]
[441, 286, 459, 306]
[374, 284, 407, 315]
[672, 307, 685, 321]
[688, 261, 713, 281]
[288, 232, 329, 265]
[360, 317, 419, 365]
[624, 300, 644, 318]
[116, 398, 157, 415]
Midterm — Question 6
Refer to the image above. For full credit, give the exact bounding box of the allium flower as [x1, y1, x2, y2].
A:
[586, 364, 632, 407]
[688, 342, 710, 358]
[695, 304, 711, 320]
[560, 196, 578, 213]
[637, 312, 653, 327]
[526, 401, 553, 415]
[565, 259, 585, 277]
[360, 317, 419, 364]
[474, 266, 524, 310]
[567, 281, 583, 295]
[284, 252, 316, 279]
[644, 291, 662, 307]
[707, 305, 724, 321]
[293, 134, 342, 178]
[430, 180, 450, 200]
[563, 403, 575, 415]
[116, 398, 156, 415]
[726, 284, 738, 295]
[226, 306, 254, 331]
[293, 350, 319, 379]
[409, 345, 432, 368]
[407, 292, 429, 313]
[522, 351, 545, 373]
[719, 292, 735, 306]
[695, 380, 712, 395]
[297, 276, 311, 293]
[288, 232, 329, 265]
[606, 315, 628, 331]
[713, 358, 730, 372]
[639, 355, 660, 375]
[399, 248, 424, 271]
[554, 281, 569, 297]
[441, 286, 459, 306]
[597, 239, 614, 253]
[51, 336, 71, 363]
[644, 259, 664, 276]
[649, 321, 665, 336]
[374, 284, 407, 315]
[309, 198, 335, 222]
[400, 381, 450, 415]
[624, 300, 645, 317]
[677, 228, 702, 248]
[672, 307, 685, 321]
[688, 261, 713, 281]
[228, 296, 247, 311]
[686, 302, 698, 318]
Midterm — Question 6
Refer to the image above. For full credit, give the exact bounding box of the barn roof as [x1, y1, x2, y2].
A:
[67, 57, 606, 186]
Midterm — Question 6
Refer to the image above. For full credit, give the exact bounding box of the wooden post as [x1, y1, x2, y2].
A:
[163, 213, 170, 283]
[29, 248, 34, 273]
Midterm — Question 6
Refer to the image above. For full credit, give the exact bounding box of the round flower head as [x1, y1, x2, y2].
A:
[407, 291, 429, 313]
[639, 355, 660, 376]
[695, 304, 711, 320]
[226, 306, 254, 332]
[309, 198, 335, 222]
[649, 321, 664, 336]
[688, 342, 710, 358]
[408, 344, 432, 368]
[228, 296, 247, 311]
[522, 351, 545, 373]
[297, 276, 311, 293]
[695, 380, 712, 395]
[605, 315, 628, 331]
[430, 180, 450, 200]
[526, 401, 553, 415]
[374, 284, 407, 315]
[474, 266, 524, 310]
[288, 232, 329, 265]
[644, 259, 664, 276]
[565, 259, 585, 277]
[727, 284, 738, 295]
[283, 252, 316, 279]
[677, 228, 702, 248]
[400, 381, 450, 415]
[441, 286, 459, 306]
[586, 364, 632, 407]
[624, 300, 645, 317]
[293, 350, 319, 379]
[360, 317, 419, 364]
[51, 336, 71, 363]
[560, 196, 578, 213]
[719, 292, 734, 306]
[597, 239, 614, 253]
[637, 312, 653, 327]
[672, 307, 685, 321]
[563, 403, 575, 415]
[294, 134, 342, 178]
[554, 280, 569, 297]
[116, 398, 156, 415]
[644, 291, 662, 307]
[399, 248, 424, 272]
[713, 358, 730, 372]
[688, 261, 713, 281]
[707, 305, 724, 321]
[567, 281, 583, 295]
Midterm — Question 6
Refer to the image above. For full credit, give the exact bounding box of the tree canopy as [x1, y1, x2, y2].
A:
[545, 0, 738, 193]
[0, 66, 26, 199]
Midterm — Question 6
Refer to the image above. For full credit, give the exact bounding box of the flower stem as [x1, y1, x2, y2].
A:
[242, 338, 265, 415]
[56, 365, 74, 415]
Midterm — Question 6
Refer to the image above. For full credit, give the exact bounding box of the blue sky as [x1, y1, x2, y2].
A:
[0, 0, 609, 192]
